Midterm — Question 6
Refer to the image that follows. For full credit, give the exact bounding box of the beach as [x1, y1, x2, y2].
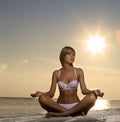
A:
[0, 97, 120, 122]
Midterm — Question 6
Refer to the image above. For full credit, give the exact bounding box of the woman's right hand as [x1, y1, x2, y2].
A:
[31, 91, 43, 97]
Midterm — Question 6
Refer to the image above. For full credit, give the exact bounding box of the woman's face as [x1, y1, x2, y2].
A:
[64, 50, 75, 65]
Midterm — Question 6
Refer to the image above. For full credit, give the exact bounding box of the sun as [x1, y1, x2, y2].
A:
[86, 35, 106, 55]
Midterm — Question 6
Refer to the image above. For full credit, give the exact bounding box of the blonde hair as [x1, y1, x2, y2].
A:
[59, 46, 75, 66]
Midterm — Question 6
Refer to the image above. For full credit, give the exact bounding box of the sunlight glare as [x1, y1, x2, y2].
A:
[86, 35, 106, 55]
[92, 100, 109, 110]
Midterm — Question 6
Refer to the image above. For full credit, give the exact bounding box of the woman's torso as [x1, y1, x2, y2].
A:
[57, 67, 80, 104]
[57, 89, 80, 104]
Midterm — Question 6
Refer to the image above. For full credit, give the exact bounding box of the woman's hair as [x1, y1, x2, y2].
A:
[59, 46, 75, 66]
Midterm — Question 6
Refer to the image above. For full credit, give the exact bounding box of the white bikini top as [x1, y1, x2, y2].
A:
[58, 69, 78, 90]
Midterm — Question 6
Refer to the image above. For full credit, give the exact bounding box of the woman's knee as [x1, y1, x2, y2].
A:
[38, 94, 48, 103]
[88, 93, 97, 104]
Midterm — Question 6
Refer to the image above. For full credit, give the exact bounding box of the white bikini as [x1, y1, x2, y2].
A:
[58, 69, 79, 109]
[58, 69, 78, 90]
[58, 80, 78, 90]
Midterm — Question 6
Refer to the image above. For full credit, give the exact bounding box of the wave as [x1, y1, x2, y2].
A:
[89, 108, 120, 122]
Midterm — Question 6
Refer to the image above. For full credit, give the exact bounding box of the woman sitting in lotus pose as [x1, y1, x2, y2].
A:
[31, 46, 104, 117]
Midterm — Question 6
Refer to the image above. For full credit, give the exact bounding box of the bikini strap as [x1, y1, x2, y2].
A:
[59, 69, 77, 80]
[74, 68, 78, 79]
[58, 70, 61, 80]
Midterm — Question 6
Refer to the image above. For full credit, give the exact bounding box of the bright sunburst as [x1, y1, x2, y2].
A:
[86, 35, 106, 55]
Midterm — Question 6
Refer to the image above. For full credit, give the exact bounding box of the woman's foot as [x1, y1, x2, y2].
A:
[46, 111, 86, 118]
[71, 111, 86, 117]
[46, 112, 70, 118]
[46, 112, 63, 118]
[46, 112, 56, 118]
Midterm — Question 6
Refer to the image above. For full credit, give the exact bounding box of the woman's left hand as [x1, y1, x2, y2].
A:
[94, 89, 104, 97]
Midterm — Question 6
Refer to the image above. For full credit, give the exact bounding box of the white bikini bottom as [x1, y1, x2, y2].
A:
[59, 102, 78, 109]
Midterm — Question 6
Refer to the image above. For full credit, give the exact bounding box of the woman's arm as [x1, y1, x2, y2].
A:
[78, 68, 92, 95]
[78, 68, 104, 97]
[44, 70, 58, 98]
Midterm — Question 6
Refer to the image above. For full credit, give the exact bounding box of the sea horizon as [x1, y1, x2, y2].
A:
[0, 96, 119, 100]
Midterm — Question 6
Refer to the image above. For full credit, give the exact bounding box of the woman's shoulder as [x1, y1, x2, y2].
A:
[52, 68, 63, 80]
[52, 68, 61, 77]
[74, 67, 83, 71]
[74, 67, 84, 74]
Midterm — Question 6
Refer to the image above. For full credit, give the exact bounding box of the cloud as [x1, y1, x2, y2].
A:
[21, 59, 29, 64]
[36, 57, 58, 64]
[0, 63, 8, 77]
[0, 63, 8, 71]
[86, 65, 120, 74]
[20, 57, 58, 66]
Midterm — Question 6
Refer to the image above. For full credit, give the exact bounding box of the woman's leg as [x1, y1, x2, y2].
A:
[71, 100, 95, 116]
[46, 93, 97, 117]
[38, 94, 68, 112]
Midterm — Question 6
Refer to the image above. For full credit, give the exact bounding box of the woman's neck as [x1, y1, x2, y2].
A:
[62, 64, 74, 71]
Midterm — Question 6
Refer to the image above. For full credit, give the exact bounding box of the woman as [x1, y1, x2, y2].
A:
[31, 46, 104, 117]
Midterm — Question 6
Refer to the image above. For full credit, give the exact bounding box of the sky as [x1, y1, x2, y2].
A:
[0, 0, 120, 100]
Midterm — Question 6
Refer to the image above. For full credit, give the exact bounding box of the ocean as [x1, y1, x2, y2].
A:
[0, 97, 120, 122]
